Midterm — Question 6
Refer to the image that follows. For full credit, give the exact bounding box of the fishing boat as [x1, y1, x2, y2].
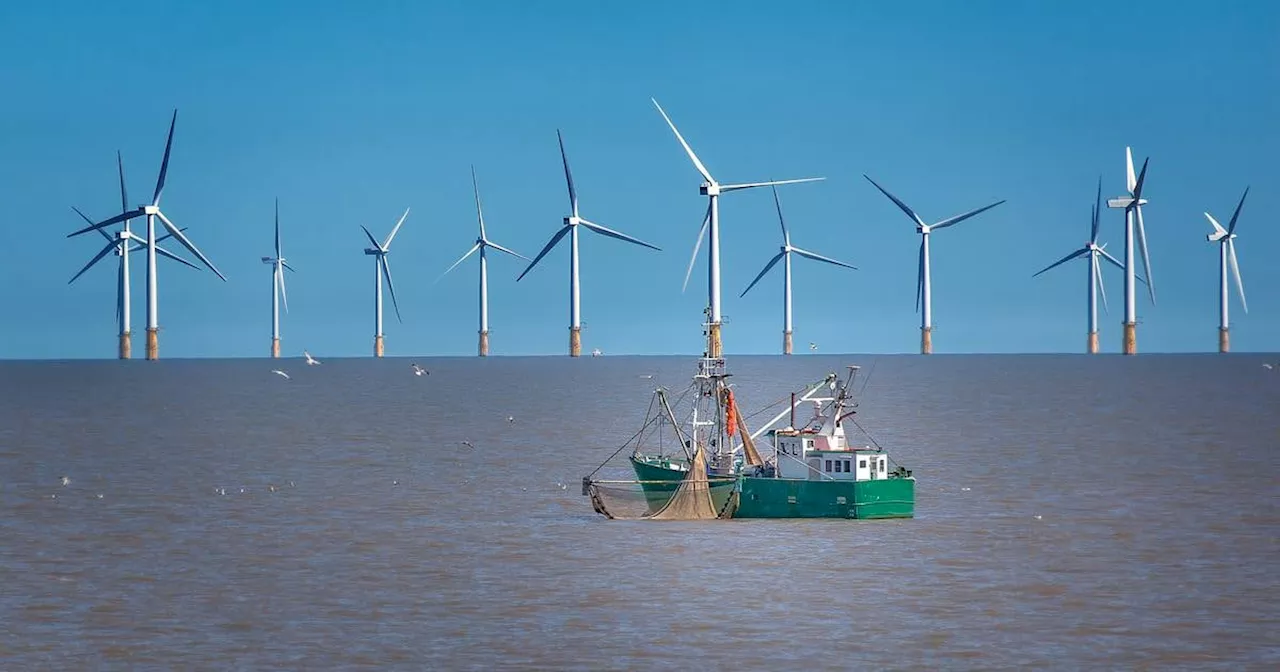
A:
[582, 355, 915, 520]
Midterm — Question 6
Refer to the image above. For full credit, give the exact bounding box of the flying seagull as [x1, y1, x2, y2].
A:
[411, 363, 428, 376]
[272, 369, 290, 379]
[304, 350, 321, 366]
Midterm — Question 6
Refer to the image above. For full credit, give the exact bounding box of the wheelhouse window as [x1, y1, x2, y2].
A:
[824, 459, 832, 472]
[859, 460, 867, 469]
[844, 460, 851, 473]
[880, 460, 886, 472]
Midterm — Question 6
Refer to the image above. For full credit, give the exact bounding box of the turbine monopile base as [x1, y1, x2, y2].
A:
[569, 327, 581, 357]
[1219, 327, 1230, 354]
[1123, 323, 1137, 355]
[119, 331, 131, 360]
[146, 327, 159, 360]
[271, 338, 280, 359]
[479, 330, 489, 357]
[784, 330, 793, 355]
[920, 327, 933, 355]
[374, 335, 384, 358]
[707, 323, 723, 358]
[1087, 331, 1099, 354]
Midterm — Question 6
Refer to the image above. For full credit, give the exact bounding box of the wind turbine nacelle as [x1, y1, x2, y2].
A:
[364, 248, 380, 255]
[916, 224, 930, 234]
[262, 257, 274, 264]
[700, 182, 719, 196]
[564, 216, 580, 226]
[141, 205, 160, 215]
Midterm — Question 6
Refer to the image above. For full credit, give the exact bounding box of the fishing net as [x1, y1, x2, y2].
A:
[585, 448, 738, 520]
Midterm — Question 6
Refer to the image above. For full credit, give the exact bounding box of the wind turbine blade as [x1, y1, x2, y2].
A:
[682, 205, 710, 293]
[1226, 186, 1249, 235]
[73, 206, 115, 243]
[1032, 248, 1088, 278]
[360, 225, 381, 250]
[486, 240, 530, 262]
[720, 177, 826, 192]
[1228, 239, 1246, 313]
[650, 98, 714, 184]
[915, 239, 924, 314]
[152, 109, 177, 206]
[1098, 247, 1127, 274]
[516, 225, 570, 282]
[282, 261, 297, 273]
[790, 246, 857, 270]
[437, 242, 481, 282]
[278, 263, 289, 314]
[381, 255, 403, 323]
[1094, 255, 1109, 315]
[67, 210, 136, 238]
[1125, 147, 1136, 193]
[118, 150, 129, 214]
[1134, 206, 1154, 303]
[383, 207, 410, 248]
[1131, 157, 1150, 202]
[739, 252, 784, 298]
[931, 199, 1006, 230]
[153, 226, 188, 246]
[154, 244, 200, 271]
[579, 219, 661, 251]
[1090, 176, 1102, 243]
[471, 166, 486, 241]
[274, 198, 281, 259]
[556, 129, 578, 218]
[771, 184, 789, 244]
[155, 210, 226, 281]
[69, 239, 119, 284]
[864, 175, 925, 227]
[1204, 212, 1226, 235]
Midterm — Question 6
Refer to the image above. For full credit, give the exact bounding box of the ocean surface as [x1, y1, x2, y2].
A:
[1, 354, 1277, 669]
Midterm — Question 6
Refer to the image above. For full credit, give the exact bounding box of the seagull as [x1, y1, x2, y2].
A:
[304, 350, 321, 366]
[1265, 363, 1275, 370]
[638, 374, 653, 379]
[411, 363, 428, 376]
[810, 342, 818, 351]
[60, 476, 71, 487]
[272, 369, 290, 379]
[460, 440, 474, 449]
[591, 348, 602, 357]
[507, 416, 515, 423]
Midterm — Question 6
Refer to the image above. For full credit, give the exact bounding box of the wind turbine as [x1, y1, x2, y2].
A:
[68, 151, 197, 358]
[740, 185, 856, 354]
[1205, 187, 1249, 353]
[360, 207, 409, 357]
[1105, 147, 1154, 355]
[651, 98, 824, 358]
[1032, 178, 1131, 353]
[262, 199, 296, 358]
[67, 109, 227, 360]
[439, 167, 529, 356]
[863, 175, 1005, 354]
[517, 129, 660, 357]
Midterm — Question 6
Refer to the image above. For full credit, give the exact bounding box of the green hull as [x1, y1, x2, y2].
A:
[629, 455, 914, 520]
[735, 476, 914, 519]
[629, 455, 737, 515]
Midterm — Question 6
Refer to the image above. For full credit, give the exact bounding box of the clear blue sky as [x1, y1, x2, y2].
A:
[1, 0, 1276, 358]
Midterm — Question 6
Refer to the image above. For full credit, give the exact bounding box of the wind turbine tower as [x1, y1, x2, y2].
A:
[863, 175, 1005, 354]
[262, 199, 295, 358]
[1204, 187, 1249, 353]
[1032, 179, 1130, 353]
[1105, 147, 1154, 355]
[360, 208, 409, 357]
[68, 109, 227, 360]
[740, 185, 856, 354]
[440, 167, 529, 356]
[651, 98, 824, 358]
[518, 130, 660, 357]
[68, 152, 197, 358]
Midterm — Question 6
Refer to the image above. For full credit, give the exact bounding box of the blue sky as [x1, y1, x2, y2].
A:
[1, 0, 1277, 358]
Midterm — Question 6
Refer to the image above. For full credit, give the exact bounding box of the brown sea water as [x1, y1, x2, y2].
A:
[1, 354, 1277, 669]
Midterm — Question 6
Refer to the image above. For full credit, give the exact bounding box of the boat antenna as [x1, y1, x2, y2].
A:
[857, 358, 878, 398]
